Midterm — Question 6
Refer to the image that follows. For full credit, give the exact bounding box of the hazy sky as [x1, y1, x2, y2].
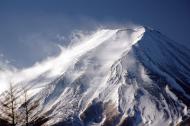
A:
[0, 0, 190, 68]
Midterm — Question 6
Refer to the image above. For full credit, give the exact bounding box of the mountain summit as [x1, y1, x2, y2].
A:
[1, 26, 190, 126]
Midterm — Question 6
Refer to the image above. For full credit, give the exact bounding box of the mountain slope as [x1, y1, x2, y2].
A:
[27, 26, 190, 126]
[1, 26, 189, 126]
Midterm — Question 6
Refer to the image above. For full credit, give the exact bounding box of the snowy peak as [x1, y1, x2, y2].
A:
[27, 26, 190, 126]
[1, 26, 190, 126]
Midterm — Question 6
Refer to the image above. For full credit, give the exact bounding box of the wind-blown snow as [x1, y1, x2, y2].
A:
[0, 27, 145, 94]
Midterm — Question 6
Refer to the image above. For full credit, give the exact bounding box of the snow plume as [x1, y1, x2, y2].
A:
[0, 26, 145, 94]
[0, 54, 16, 93]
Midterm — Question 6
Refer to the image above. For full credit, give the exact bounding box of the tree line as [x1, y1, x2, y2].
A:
[0, 83, 50, 126]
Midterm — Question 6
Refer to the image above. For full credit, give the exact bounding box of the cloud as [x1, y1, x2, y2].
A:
[0, 54, 17, 93]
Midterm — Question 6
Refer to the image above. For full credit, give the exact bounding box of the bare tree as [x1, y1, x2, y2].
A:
[22, 87, 29, 126]
[0, 82, 19, 126]
[0, 83, 50, 126]
[20, 87, 50, 126]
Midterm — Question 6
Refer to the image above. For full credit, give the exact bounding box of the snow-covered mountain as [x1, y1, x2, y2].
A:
[1, 26, 190, 126]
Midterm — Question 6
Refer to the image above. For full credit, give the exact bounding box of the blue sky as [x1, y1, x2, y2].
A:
[0, 0, 190, 67]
